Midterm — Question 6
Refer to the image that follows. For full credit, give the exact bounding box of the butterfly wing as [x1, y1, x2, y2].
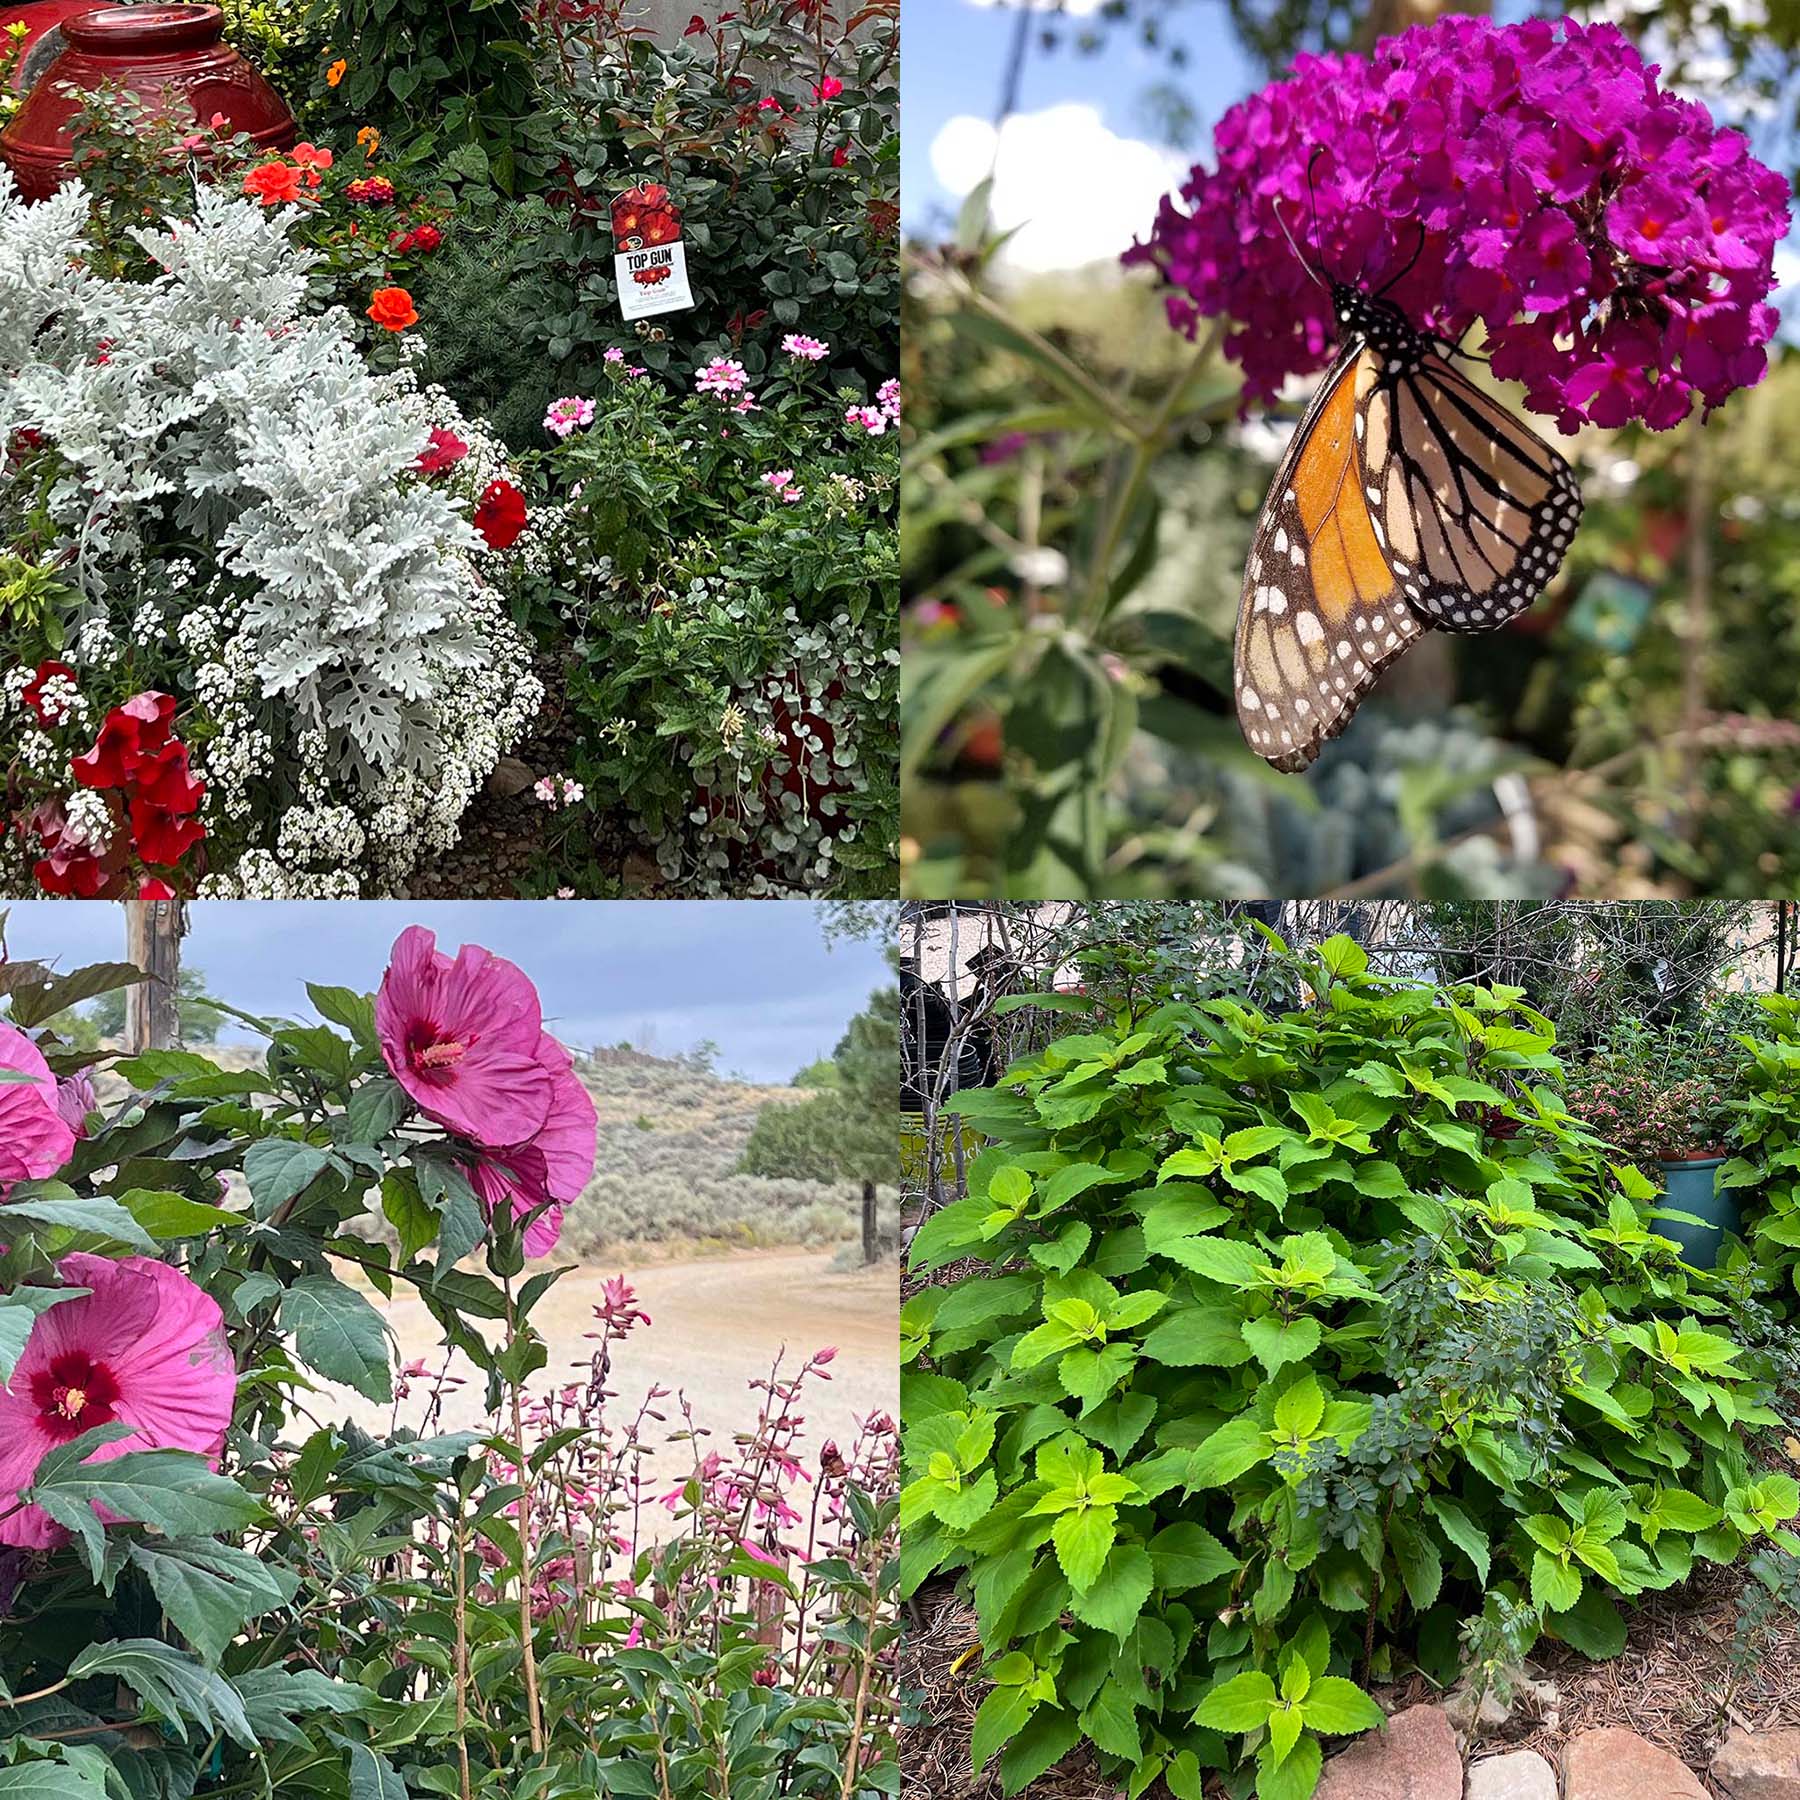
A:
[1364, 346, 1583, 633]
[1235, 346, 1423, 774]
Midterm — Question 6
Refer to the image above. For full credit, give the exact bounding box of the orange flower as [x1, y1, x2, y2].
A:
[326, 57, 347, 87]
[357, 125, 380, 160]
[367, 286, 419, 332]
[242, 160, 302, 206]
[291, 141, 333, 170]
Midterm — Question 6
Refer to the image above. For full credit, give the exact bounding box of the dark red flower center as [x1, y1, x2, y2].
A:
[30, 1352, 122, 1442]
[409, 1025, 475, 1079]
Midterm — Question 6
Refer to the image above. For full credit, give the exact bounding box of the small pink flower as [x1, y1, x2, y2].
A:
[811, 77, 843, 102]
[782, 333, 829, 361]
[0, 1255, 236, 1548]
[604, 348, 626, 364]
[734, 392, 761, 414]
[877, 376, 900, 419]
[595, 1275, 652, 1330]
[844, 404, 888, 435]
[695, 357, 750, 397]
[544, 395, 596, 439]
[761, 468, 796, 491]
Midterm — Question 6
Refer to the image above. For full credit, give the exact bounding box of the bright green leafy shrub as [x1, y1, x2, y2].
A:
[902, 930, 1795, 1800]
[1721, 991, 1800, 1298]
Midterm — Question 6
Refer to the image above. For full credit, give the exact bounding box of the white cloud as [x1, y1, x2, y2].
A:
[927, 102, 1186, 272]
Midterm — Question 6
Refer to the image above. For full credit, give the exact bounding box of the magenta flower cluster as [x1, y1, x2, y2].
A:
[1125, 15, 1790, 430]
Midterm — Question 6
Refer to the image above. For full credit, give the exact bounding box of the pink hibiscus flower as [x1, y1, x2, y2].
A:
[0, 1254, 236, 1548]
[376, 926, 555, 1148]
[0, 1025, 78, 1195]
[469, 1035, 597, 1256]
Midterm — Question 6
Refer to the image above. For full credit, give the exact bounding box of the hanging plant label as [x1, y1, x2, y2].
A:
[611, 183, 696, 321]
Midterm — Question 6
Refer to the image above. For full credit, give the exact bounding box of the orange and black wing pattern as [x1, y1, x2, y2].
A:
[1363, 347, 1583, 635]
[1234, 346, 1422, 774]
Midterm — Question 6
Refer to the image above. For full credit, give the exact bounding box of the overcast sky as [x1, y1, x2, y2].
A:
[1, 902, 895, 1084]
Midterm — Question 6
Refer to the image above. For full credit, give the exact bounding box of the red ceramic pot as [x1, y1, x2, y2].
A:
[1, 4, 296, 202]
[0, 0, 95, 94]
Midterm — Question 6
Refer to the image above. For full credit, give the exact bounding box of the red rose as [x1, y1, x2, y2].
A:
[473, 478, 528, 550]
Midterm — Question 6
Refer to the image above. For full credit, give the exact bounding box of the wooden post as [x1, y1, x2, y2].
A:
[125, 900, 186, 1053]
[861, 1180, 879, 1264]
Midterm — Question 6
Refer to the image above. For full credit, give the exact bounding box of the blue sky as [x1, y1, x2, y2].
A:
[1, 902, 895, 1084]
[905, 0, 1800, 296]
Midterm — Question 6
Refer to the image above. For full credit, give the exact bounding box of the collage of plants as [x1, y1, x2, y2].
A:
[7, 0, 1800, 1795]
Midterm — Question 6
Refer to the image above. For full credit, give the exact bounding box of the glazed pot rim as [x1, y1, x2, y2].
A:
[63, 3, 223, 51]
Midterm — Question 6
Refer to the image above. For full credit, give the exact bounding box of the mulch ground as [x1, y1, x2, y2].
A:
[902, 1565, 1800, 1800]
[402, 643, 674, 898]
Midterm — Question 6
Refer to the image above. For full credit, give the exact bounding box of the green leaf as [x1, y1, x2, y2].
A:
[1530, 1550, 1582, 1615]
[1272, 1376, 1325, 1441]
[243, 1140, 330, 1215]
[129, 1539, 299, 1665]
[308, 983, 376, 1045]
[1241, 1313, 1322, 1377]
[68, 1640, 256, 1747]
[1425, 1496, 1490, 1585]
[346, 1077, 410, 1144]
[1193, 1670, 1279, 1733]
[1548, 1587, 1627, 1660]
[1316, 935, 1367, 977]
[972, 1683, 1038, 1773]
[0, 1194, 156, 1253]
[1303, 1677, 1382, 1735]
[1158, 1237, 1266, 1289]
[0, 1761, 111, 1798]
[116, 1189, 243, 1239]
[997, 1707, 1082, 1798]
[1256, 1731, 1322, 1800]
[1147, 1522, 1239, 1590]
[279, 1275, 393, 1402]
[1189, 1416, 1268, 1488]
[1387, 1515, 1443, 1611]
[1051, 1505, 1116, 1592]
[1140, 1305, 1254, 1368]
[1040, 1164, 1114, 1212]
[348, 1745, 408, 1800]
[1067, 1544, 1154, 1639]
[1079, 1679, 1142, 1762]
[0, 1285, 88, 1384]
[27, 1437, 262, 1578]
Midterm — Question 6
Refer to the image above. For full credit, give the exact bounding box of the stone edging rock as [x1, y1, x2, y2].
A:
[1308, 1702, 1800, 1799]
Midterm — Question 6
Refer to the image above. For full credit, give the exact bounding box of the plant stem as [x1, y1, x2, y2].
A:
[504, 1274, 546, 1756]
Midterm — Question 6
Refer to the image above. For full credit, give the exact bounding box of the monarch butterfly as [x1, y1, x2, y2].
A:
[1235, 247, 1583, 773]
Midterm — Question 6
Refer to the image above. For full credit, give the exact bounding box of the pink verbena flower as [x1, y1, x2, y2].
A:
[468, 1036, 597, 1257]
[1125, 14, 1789, 430]
[0, 1025, 77, 1195]
[376, 925, 554, 1148]
[761, 468, 796, 491]
[0, 1254, 235, 1548]
[694, 357, 750, 397]
[877, 377, 900, 420]
[844, 404, 887, 436]
[782, 333, 829, 361]
[544, 395, 596, 439]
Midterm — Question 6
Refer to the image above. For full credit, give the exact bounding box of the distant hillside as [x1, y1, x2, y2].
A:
[97, 1042, 893, 1257]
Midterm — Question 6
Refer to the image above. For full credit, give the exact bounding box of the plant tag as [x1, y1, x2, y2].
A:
[612, 184, 696, 321]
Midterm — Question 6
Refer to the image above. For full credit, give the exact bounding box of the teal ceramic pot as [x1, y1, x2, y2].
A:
[1654, 1155, 1738, 1269]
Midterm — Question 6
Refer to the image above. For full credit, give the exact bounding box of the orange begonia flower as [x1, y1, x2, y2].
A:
[367, 287, 419, 332]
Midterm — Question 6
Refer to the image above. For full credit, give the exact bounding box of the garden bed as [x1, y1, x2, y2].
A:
[0, 0, 899, 898]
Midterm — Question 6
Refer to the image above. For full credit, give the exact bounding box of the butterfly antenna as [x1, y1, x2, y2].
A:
[1274, 197, 1329, 292]
[1304, 146, 1329, 275]
[1375, 221, 1426, 299]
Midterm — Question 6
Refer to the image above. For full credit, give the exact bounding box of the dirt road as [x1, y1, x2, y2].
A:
[330, 1250, 897, 1507]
